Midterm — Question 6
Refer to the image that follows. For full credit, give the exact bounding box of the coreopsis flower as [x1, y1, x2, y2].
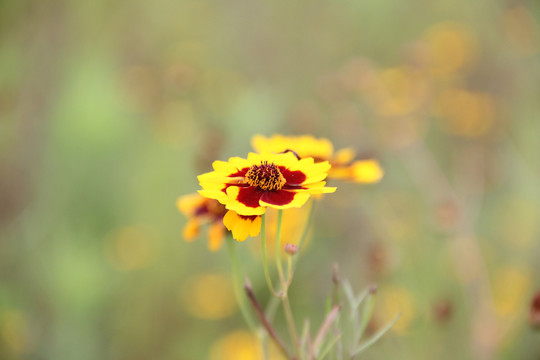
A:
[198, 152, 336, 217]
[177, 193, 228, 251]
[251, 134, 384, 184]
[177, 193, 262, 246]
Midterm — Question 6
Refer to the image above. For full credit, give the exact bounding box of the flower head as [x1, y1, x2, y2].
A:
[176, 193, 229, 251]
[251, 134, 384, 184]
[177, 193, 263, 246]
[198, 152, 336, 216]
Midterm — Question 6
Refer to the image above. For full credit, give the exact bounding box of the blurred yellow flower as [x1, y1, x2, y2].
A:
[368, 67, 430, 117]
[252, 134, 383, 184]
[177, 193, 228, 251]
[435, 89, 495, 138]
[209, 330, 286, 360]
[423, 22, 478, 76]
[181, 273, 236, 320]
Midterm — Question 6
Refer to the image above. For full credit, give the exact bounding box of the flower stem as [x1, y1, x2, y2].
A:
[282, 295, 300, 357]
[226, 236, 257, 332]
[274, 210, 300, 356]
[245, 279, 291, 359]
[275, 210, 286, 286]
[290, 199, 317, 279]
[260, 213, 277, 296]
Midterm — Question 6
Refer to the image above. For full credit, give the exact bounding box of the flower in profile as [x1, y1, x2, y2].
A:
[198, 152, 336, 217]
[176, 193, 229, 251]
[177, 193, 264, 246]
[251, 134, 383, 184]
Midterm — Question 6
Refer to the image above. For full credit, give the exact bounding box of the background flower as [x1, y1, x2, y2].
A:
[177, 193, 228, 251]
[252, 134, 384, 183]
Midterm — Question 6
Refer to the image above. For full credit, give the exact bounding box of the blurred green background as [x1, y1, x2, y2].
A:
[1, 0, 540, 359]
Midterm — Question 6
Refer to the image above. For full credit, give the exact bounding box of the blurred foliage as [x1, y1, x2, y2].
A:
[1, 0, 540, 359]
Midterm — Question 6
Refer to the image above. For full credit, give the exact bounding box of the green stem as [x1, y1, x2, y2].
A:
[282, 295, 300, 356]
[291, 199, 317, 276]
[275, 210, 286, 287]
[274, 210, 300, 356]
[260, 213, 277, 295]
[256, 329, 270, 360]
[226, 236, 257, 331]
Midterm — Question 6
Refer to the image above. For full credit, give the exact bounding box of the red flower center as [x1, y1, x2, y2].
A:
[245, 162, 286, 191]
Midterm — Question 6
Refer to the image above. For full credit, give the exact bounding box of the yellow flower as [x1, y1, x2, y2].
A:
[423, 21, 478, 76]
[251, 134, 383, 184]
[178, 193, 264, 244]
[198, 152, 335, 217]
[209, 330, 286, 360]
[177, 193, 229, 251]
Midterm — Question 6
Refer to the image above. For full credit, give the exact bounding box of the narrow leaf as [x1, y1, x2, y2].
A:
[318, 333, 342, 360]
[351, 313, 401, 356]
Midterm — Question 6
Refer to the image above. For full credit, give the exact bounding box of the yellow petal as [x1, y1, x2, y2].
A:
[351, 159, 384, 183]
[251, 134, 334, 160]
[332, 148, 356, 165]
[198, 190, 228, 204]
[183, 219, 200, 241]
[223, 211, 262, 241]
[207, 222, 225, 251]
[222, 210, 239, 230]
[177, 193, 205, 215]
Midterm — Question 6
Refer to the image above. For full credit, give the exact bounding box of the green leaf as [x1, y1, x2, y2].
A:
[351, 313, 401, 356]
[318, 333, 342, 359]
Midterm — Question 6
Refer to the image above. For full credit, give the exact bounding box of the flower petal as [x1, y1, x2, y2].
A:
[198, 189, 228, 204]
[177, 194, 205, 215]
[279, 167, 307, 185]
[351, 160, 384, 183]
[225, 186, 266, 216]
[207, 222, 226, 251]
[223, 211, 261, 241]
[183, 219, 200, 241]
[259, 190, 310, 209]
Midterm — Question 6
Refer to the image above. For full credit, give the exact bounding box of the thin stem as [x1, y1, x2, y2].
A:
[226, 236, 257, 332]
[256, 329, 270, 360]
[287, 256, 293, 284]
[282, 295, 300, 357]
[245, 279, 291, 359]
[291, 199, 316, 272]
[260, 213, 277, 296]
[275, 210, 286, 286]
[282, 199, 316, 291]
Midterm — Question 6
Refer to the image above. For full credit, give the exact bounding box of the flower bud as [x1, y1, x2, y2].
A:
[284, 243, 298, 255]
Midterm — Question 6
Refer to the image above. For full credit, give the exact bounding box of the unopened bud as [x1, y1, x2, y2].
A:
[284, 243, 298, 255]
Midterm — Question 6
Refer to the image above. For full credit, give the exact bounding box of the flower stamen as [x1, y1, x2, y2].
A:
[245, 162, 286, 191]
